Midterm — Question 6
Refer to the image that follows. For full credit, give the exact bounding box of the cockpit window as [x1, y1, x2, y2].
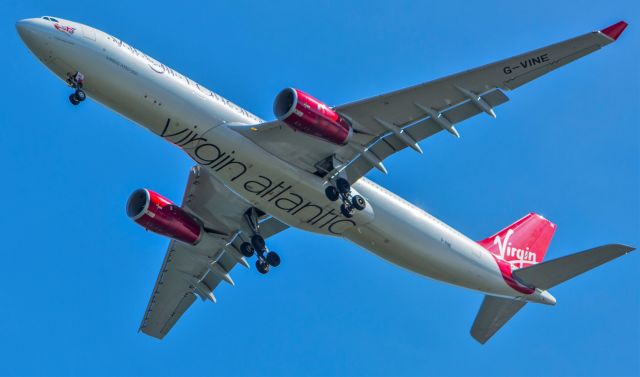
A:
[49, 17, 59, 22]
[42, 17, 50, 21]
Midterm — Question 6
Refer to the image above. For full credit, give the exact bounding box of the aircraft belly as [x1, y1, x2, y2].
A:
[347, 180, 513, 295]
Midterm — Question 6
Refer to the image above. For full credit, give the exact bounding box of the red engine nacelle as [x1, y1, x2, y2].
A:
[126, 188, 202, 245]
[273, 88, 352, 145]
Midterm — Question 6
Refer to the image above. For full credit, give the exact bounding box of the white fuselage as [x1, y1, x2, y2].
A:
[17, 17, 554, 304]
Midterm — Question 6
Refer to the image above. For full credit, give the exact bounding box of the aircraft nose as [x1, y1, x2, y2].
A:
[16, 18, 49, 56]
[16, 18, 35, 38]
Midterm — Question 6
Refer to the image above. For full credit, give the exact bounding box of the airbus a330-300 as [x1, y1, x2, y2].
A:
[16, 16, 634, 343]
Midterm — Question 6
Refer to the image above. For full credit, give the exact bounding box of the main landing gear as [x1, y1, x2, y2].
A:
[239, 207, 281, 275]
[325, 177, 366, 218]
[66, 71, 86, 106]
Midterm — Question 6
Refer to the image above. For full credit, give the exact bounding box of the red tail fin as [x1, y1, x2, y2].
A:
[478, 213, 556, 268]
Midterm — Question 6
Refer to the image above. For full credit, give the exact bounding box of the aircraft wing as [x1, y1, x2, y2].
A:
[138, 166, 288, 339]
[240, 22, 626, 181]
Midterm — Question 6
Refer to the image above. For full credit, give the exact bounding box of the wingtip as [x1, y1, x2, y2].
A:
[616, 244, 636, 254]
[600, 21, 628, 41]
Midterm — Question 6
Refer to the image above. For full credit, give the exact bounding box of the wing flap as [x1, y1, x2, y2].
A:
[139, 241, 199, 339]
[344, 89, 509, 179]
[405, 88, 509, 141]
[159, 293, 197, 337]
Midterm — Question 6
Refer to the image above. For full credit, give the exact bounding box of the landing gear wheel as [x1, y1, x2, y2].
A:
[251, 234, 266, 251]
[266, 251, 281, 267]
[75, 89, 86, 102]
[69, 94, 80, 106]
[240, 242, 254, 258]
[351, 195, 366, 211]
[340, 203, 353, 218]
[336, 178, 350, 194]
[256, 259, 270, 274]
[325, 186, 340, 202]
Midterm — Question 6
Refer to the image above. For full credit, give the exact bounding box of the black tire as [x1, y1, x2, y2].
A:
[69, 94, 80, 105]
[256, 259, 270, 274]
[340, 203, 353, 218]
[266, 251, 281, 267]
[336, 178, 350, 194]
[240, 242, 254, 258]
[251, 234, 266, 251]
[352, 195, 366, 211]
[75, 89, 86, 101]
[325, 186, 339, 201]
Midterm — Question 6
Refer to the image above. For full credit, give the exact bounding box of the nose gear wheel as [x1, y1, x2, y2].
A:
[66, 72, 86, 106]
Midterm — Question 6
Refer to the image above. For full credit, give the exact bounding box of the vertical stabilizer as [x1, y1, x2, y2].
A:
[478, 213, 556, 268]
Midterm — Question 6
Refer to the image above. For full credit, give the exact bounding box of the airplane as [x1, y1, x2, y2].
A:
[16, 16, 634, 344]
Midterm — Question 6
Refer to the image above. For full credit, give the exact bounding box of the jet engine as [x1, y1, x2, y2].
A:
[126, 188, 202, 245]
[273, 88, 352, 145]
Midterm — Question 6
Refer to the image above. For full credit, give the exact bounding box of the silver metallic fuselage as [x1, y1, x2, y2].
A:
[16, 17, 554, 304]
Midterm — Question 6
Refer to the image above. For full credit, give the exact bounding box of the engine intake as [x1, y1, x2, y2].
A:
[126, 188, 202, 245]
[274, 88, 351, 145]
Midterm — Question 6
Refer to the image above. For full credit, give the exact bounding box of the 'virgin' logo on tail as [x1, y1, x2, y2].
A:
[493, 229, 538, 267]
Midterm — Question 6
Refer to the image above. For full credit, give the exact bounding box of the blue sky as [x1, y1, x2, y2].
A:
[2, 1, 639, 376]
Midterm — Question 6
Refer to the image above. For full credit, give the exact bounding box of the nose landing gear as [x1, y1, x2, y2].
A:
[66, 71, 86, 106]
[325, 177, 367, 218]
[240, 208, 281, 275]
[69, 90, 86, 105]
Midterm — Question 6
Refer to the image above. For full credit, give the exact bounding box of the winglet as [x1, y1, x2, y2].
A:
[600, 21, 628, 41]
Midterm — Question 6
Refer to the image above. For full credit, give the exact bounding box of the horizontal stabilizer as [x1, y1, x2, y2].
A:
[513, 244, 635, 290]
[471, 295, 526, 344]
